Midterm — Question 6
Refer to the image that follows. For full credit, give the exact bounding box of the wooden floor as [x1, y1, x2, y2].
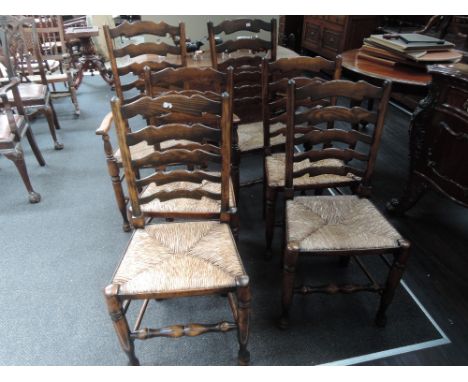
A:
[360, 103, 468, 365]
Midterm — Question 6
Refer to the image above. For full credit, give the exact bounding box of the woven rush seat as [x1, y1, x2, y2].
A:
[238, 121, 285, 152]
[286, 195, 403, 252]
[114, 140, 197, 164]
[112, 221, 246, 295]
[114, 141, 154, 164]
[139, 174, 236, 214]
[265, 152, 356, 188]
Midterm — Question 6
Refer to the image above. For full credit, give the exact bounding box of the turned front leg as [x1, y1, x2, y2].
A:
[104, 285, 139, 365]
[236, 276, 251, 366]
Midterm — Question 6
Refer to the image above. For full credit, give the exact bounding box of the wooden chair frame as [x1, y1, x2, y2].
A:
[262, 55, 342, 258]
[0, 77, 45, 203]
[30, 15, 80, 116]
[279, 78, 411, 329]
[0, 15, 63, 150]
[97, 20, 188, 231]
[105, 91, 250, 366]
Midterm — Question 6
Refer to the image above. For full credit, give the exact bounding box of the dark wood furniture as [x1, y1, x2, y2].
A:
[341, 49, 431, 94]
[0, 77, 45, 203]
[261, 55, 343, 258]
[105, 91, 250, 366]
[301, 16, 381, 60]
[387, 63, 468, 214]
[207, 18, 277, 156]
[64, 26, 113, 89]
[0, 15, 63, 150]
[104, 20, 188, 104]
[29, 15, 80, 116]
[279, 78, 411, 330]
[97, 20, 188, 231]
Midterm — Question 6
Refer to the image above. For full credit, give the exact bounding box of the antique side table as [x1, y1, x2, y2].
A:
[65, 26, 113, 89]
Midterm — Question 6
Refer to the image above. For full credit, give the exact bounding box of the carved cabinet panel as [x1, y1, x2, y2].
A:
[410, 64, 468, 208]
[301, 16, 381, 60]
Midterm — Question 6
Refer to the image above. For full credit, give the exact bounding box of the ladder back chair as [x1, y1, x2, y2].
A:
[96, 66, 235, 232]
[280, 78, 411, 330]
[207, 18, 277, 158]
[105, 91, 250, 366]
[98, 20, 188, 231]
[144, 65, 241, 200]
[262, 55, 343, 258]
[29, 15, 80, 116]
[104, 20, 188, 105]
[0, 15, 63, 150]
[0, 77, 45, 203]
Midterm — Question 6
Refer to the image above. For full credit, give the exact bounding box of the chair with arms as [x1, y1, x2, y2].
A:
[104, 90, 250, 366]
[261, 55, 343, 258]
[97, 20, 188, 231]
[0, 15, 63, 150]
[30, 15, 80, 116]
[207, 18, 277, 173]
[0, 77, 45, 203]
[279, 78, 411, 329]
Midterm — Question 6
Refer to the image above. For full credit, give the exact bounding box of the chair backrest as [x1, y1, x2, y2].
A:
[262, 55, 343, 155]
[144, 66, 233, 100]
[0, 16, 47, 84]
[207, 18, 277, 123]
[104, 20, 188, 105]
[30, 15, 67, 62]
[284, 78, 392, 196]
[111, 91, 233, 228]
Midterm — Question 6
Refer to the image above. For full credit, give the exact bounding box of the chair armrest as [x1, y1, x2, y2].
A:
[0, 77, 20, 104]
[95, 111, 114, 136]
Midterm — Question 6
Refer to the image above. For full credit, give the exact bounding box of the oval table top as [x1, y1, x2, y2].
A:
[341, 49, 432, 89]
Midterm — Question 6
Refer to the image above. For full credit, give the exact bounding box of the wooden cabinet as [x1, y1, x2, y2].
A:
[301, 16, 381, 60]
[388, 64, 468, 213]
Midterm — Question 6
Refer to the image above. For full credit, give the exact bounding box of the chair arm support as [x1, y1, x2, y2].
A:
[96, 111, 114, 136]
[0, 77, 20, 103]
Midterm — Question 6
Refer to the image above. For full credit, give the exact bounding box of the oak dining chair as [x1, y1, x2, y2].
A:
[279, 78, 411, 330]
[261, 55, 342, 258]
[105, 90, 250, 366]
[207, 18, 277, 175]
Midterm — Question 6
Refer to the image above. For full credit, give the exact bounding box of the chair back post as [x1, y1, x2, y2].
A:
[360, 79, 392, 194]
[110, 96, 144, 228]
[179, 22, 188, 67]
[103, 24, 124, 101]
[284, 79, 296, 199]
[261, 58, 271, 154]
[207, 21, 217, 70]
[270, 18, 277, 62]
[220, 91, 233, 222]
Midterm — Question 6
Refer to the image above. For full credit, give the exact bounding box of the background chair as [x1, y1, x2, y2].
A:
[97, 20, 188, 231]
[105, 91, 250, 366]
[279, 78, 411, 330]
[261, 55, 342, 258]
[30, 15, 80, 116]
[207, 18, 277, 173]
[0, 15, 63, 150]
[96, 66, 234, 232]
[0, 77, 45, 203]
